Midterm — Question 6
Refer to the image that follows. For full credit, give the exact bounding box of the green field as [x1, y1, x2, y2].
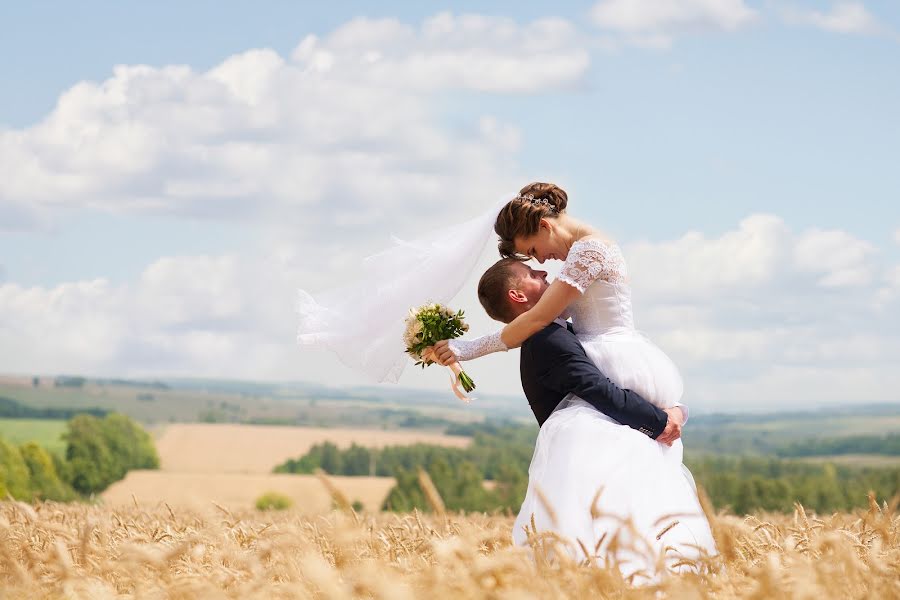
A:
[0, 418, 68, 454]
[687, 408, 900, 455]
[0, 380, 487, 430]
[795, 454, 900, 467]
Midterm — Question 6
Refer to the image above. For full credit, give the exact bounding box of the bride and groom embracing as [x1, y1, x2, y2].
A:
[297, 181, 717, 581]
[426, 183, 717, 579]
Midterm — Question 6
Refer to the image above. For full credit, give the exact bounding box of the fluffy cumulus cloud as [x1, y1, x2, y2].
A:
[0, 12, 588, 234]
[589, 0, 758, 48]
[0, 252, 299, 379]
[779, 1, 885, 36]
[624, 215, 900, 409]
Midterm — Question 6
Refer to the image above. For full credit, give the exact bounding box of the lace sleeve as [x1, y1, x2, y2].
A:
[557, 239, 627, 294]
[447, 330, 508, 361]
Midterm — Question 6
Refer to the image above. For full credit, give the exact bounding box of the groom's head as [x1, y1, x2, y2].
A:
[478, 259, 550, 323]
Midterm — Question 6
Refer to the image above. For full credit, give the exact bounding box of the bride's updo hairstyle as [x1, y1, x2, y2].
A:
[496, 182, 568, 260]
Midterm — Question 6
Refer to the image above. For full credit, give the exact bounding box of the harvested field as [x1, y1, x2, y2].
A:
[1, 498, 898, 599]
[153, 423, 471, 474]
[102, 471, 395, 512]
[103, 423, 472, 511]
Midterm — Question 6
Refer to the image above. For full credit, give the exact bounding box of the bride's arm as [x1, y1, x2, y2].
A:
[432, 240, 623, 361]
[499, 279, 581, 348]
[500, 238, 626, 348]
[430, 280, 577, 363]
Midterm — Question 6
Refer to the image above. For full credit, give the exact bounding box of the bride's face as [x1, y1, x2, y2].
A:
[514, 219, 565, 264]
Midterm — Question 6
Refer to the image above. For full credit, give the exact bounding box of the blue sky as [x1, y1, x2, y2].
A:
[1, 1, 898, 411]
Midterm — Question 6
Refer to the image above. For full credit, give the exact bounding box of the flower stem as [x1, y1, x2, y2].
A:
[458, 370, 476, 393]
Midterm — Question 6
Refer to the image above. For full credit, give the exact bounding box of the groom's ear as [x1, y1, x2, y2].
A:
[507, 289, 528, 304]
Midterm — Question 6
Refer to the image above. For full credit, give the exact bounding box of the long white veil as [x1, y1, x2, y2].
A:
[297, 196, 509, 384]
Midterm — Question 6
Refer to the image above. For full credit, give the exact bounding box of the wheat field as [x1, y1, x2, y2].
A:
[1, 492, 898, 599]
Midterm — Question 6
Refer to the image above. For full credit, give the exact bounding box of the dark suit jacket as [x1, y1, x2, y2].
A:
[520, 321, 668, 439]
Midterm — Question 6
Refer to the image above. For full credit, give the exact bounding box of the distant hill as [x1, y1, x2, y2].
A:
[0, 374, 529, 428]
[1, 374, 895, 455]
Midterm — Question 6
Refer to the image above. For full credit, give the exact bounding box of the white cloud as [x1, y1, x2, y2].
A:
[626, 214, 790, 296]
[780, 2, 885, 35]
[793, 228, 876, 287]
[294, 13, 589, 93]
[0, 253, 297, 379]
[626, 214, 879, 298]
[590, 0, 758, 47]
[624, 215, 898, 409]
[894, 227, 900, 244]
[0, 12, 588, 234]
[0, 279, 127, 372]
[874, 264, 900, 310]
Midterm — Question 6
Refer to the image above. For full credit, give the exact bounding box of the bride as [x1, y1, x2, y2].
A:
[429, 182, 718, 579]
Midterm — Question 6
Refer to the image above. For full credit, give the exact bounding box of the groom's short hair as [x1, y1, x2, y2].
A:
[478, 258, 525, 323]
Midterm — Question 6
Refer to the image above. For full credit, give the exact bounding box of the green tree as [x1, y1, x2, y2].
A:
[493, 462, 528, 511]
[318, 441, 343, 474]
[0, 437, 31, 500]
[64, 413, 159, 495]
[382, 467, 427, 511]
[99, 413, 159, 473]
[19, 442, 75, 501]
[341, 444, 372, 476]
[65, 415, 118, 495]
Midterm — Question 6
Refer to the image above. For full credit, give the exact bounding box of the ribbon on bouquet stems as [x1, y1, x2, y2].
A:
[423, 349, 474, 404]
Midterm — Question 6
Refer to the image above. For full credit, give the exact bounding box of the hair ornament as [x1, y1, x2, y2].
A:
[514, 193, 555, 212]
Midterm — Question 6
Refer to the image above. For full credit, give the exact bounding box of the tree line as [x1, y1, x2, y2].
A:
[776, 433, 900, 457]
[0, 396, 107, 420]
[274, 423, 900, 514]
[0, 413, 159, 501]
[274, 424, 536, 512]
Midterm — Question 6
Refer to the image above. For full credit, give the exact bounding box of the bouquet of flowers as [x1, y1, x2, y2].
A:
[403, 303, 476, 400]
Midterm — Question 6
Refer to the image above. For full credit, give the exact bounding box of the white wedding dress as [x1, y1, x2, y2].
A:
[510, 239, 717, 580]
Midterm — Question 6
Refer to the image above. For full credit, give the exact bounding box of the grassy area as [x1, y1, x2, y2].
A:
[0, 418, 68, 454]
[727, 415, 900, 436]
[0, 381, 487, 430]
[0, 382, 240, 424]
[688, 410, 900, 455]
[795, 454, 900, 467]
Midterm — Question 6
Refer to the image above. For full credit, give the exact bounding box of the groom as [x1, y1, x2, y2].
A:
[433, 258, 685, 444]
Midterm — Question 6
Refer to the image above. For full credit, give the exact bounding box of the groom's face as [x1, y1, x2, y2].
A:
[511, 262, 550, 308]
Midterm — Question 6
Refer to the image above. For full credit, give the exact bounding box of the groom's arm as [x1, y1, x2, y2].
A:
[530, 326, 669, 439]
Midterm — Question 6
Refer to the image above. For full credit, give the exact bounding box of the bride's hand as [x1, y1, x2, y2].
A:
[430, 340, 459, 366]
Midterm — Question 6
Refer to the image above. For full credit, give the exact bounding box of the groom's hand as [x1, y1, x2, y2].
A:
[430, 340, 458, 366]
[657, 407, 684, 446]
